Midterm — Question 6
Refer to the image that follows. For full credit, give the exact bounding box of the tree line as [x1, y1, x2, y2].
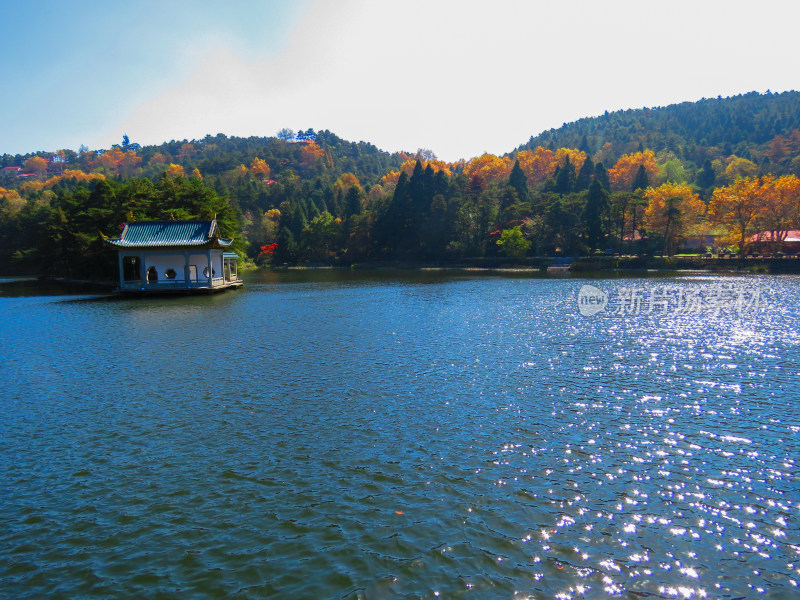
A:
[4, 92, 800, 277]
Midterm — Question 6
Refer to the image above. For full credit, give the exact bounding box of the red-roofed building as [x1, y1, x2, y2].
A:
[746, 230, 800, 254]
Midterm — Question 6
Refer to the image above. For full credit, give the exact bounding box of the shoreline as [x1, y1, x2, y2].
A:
[2, 256, 799, 292]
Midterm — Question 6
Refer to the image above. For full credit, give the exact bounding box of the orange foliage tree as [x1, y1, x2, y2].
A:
[42, 169, 106, 188]
[643, 182, 705, 255]
[91, 148, 141, 176]
[755, 175, 800, 251]
[463, 153, 512, 185]
[516, 147, 555, 187]
[301, 141, 326, 165]
[23, 156, 48, 178]
[709, 175, 800, 254]
[708, 176, 763, 255]
[608, 150, 658, 191]
[379, 170, 401, 188]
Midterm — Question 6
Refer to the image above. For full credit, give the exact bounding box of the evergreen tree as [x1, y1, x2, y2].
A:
[582, 180, 609, 252]
[696, 159, 716, 188]
[579, 135, 591, 154]
[594, 162, 611, 192]
[274, 226, 299, 263]
[555, 157, 575, 194]
[632, 164, 649, 191]
[507, 159, 531, 204]
[344, 185, 362, 219]
[575, 156, 594, 192]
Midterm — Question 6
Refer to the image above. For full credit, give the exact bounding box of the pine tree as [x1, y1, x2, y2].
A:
[696, 159, 716, 188]
[594, 162, 611, 192]
[632, 164, 649, 191]
[575, 156, 594, 192]
[582, 180, 609, 252]
[508, 159, 531, 204]
[579, 135, 591, 154]
[555, 157, 575, 194]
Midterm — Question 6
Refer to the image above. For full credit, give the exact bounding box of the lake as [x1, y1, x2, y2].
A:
[1, 270, 798, 599]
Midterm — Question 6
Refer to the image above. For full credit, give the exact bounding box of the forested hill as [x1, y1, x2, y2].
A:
[1, 129, 404, 190]
[4, 91, 800, 278]
[518, 91, 800, 170]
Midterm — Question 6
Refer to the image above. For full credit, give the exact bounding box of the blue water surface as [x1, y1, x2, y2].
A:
[1, 271, 798, 599]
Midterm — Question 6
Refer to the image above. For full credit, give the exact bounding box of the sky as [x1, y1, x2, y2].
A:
[3, 0, 800, 162]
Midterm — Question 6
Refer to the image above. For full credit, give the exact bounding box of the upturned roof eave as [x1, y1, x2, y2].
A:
[104, 238, 234, 250]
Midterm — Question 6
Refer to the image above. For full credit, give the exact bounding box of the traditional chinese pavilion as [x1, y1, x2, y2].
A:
[104, 219, 242, 294]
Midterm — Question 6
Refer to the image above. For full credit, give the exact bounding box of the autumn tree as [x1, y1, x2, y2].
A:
[464, 153, 512, 185]
[755, 175, 800, 253]
[553, 148, 587, 174]
[608, 150, 658, 192]
[251, 157, 271, 178]
[301, 141, 326, 166]
[643, 182, 705, 255]
[708, 176, 763, 256]
[516, 147, 555, 187]
[24, 156, 48, 178]
[723, 156, 758, 183]
[166, 163, 185, 178]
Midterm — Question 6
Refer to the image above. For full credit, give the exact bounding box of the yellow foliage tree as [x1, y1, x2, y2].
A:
[166, 163, 185, 178]
[609, 150, 658, 191]
[251, 157, 271, 178]
[0, 187, 22, 201]
[755, 174, 800, 252]
[708, 176, 763, 255]
[723, 156, 758, 183]
[553, 148, 587, 173]
[463, 153, 512, 185]
[301, 141, 326, 165]
[0, 187, 25, 216]
[516, 147, 555, 187]
[643, 182, 705, 255]
[23, 156, 48, 178]
[378, 170, 402, 195]
[334, 173, 361, 193]
[42, 169, 106, 188]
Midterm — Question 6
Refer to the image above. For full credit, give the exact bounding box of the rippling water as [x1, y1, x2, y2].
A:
[1, 271, 798, 599]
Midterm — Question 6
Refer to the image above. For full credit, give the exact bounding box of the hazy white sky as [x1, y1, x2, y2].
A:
[3, 0, 799, 161]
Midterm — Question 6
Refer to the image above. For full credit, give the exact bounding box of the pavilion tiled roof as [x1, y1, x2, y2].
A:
[104, 219, 233, 249]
